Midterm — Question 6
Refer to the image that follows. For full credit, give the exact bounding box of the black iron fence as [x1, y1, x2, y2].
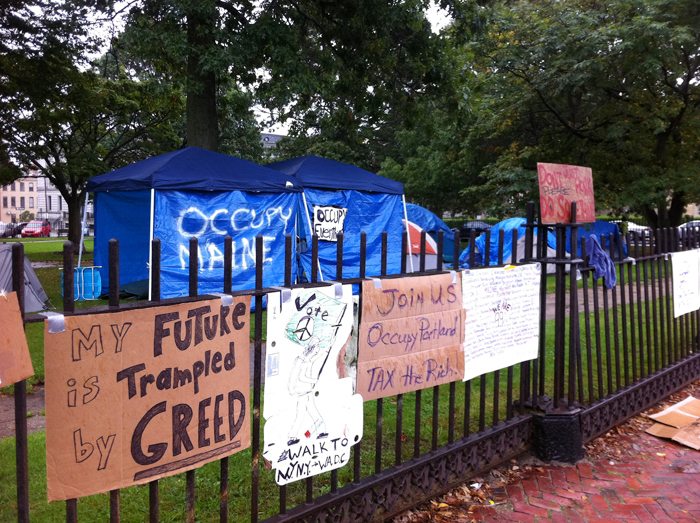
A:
[7, 202, 700, 522]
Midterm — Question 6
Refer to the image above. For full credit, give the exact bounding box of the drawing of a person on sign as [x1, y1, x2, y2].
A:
[283, 296, 345, 444]
[263, 286, 364, 485]
[286, 334, 328, 444]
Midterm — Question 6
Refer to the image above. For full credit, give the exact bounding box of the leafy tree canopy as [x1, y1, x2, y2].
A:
[466, 0, 700, 226]
[0, 1, 184, 244]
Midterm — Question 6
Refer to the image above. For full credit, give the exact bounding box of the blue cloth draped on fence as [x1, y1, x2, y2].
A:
[585, 235, 617, 288]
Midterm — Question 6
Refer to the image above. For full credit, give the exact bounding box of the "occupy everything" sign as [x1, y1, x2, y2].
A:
[312, 205, 347, 242]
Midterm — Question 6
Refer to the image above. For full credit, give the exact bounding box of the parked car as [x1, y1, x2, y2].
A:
[459, 220, 492, 240]
[21, 220, 51, 238]
[680, 220, 700, 229]
[609, 220, 651, 235]
[2, 222, 27, 238]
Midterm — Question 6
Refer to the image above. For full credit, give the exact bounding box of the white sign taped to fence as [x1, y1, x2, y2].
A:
[461, 264, 541, 382]
[671, 249, 700, 318]
[263, 286, 363, 485]
[312, 205, 347, 242]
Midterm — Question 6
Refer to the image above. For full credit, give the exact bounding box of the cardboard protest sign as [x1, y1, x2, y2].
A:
[671, 249, 700, 318]
[537, 163, 595, 223]
[0, 292, 34, 386]
[312, 205, 347, 242]
[45, 297, 251, 501]
[462, 264, 541, 382]
[263, 285, 362, 485]
[357, 273, 465, 400]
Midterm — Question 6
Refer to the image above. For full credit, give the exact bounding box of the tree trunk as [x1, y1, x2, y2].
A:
[638, 191, 687, 229]
[67, 192, 83, 249]
[186, 6, 219, 152]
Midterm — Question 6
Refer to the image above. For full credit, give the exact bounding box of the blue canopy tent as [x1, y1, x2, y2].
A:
[88, 147, 302, 299]
[459, 217, 558, 268]
[405, 203, 457, 263]
[565, 220, 627, 257]
[267, 155, 406, 281]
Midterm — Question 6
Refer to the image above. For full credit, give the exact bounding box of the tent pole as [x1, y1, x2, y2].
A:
[301, 191, 324, 281]
[402, 195, 414, 272]
[148, 189, 155, 301]
[77, 194, 88, 269]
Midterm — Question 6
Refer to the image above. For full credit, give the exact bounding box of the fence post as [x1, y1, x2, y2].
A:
[63, 242, 78, 523]
[532, 203, 585, 464]
[12, 244, 29, 523]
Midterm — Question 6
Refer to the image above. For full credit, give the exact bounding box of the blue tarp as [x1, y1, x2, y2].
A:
[268, 156, 405, 281]
[406, 203, 456, 262]
[566, 220, 627, 257]
[94, 191, 151, 291]
[91, 148, 303, 298]
[156, 190, 299, 298]
[88, 147, 301, 193]
[268, 155, 404, 195]
[298, 189, 403, 280]
[458, 218, 557, 267]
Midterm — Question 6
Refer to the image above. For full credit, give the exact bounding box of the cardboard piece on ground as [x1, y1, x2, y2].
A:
[646, 420, 700, 451]
[0, 292, 34, 386]
[672, 421, 700, 450]
[45, 297, 251, 501]
[648, 396, 700, 428]
[646, 423, 679, 439]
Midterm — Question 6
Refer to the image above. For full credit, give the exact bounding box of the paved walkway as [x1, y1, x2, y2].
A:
[396, 381, 700, 523]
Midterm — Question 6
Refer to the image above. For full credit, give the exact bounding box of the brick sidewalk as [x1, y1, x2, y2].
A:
[468, 425, 700, 522]
[395, 382, 700, 523]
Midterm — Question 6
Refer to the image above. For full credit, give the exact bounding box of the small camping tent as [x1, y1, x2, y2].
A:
[458, 217, 560, 272]
[566, 221, 627, 257]
[405, 203, 457, 263]
[0, 244, 51, 313]
[404, 220, 441, 272]
[267, 155, 405, 281]
[87, 147, 302, 299]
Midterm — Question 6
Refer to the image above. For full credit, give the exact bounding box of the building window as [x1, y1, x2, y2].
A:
[29, 183, 33, 192]
[20, 196, 25, 209]
[58, 198, 62, 210]
[2, 185, 7, 191]
[11, 183, 15, 191]
[29, 197, 34, 208]
[48, 195, 52, 210]
[11, 196, 16, 207]
[2, 197, 6, 208]
[20, 182, 24, 191]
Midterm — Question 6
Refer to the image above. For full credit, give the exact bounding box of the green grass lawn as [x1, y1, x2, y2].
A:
[0, 244, 690, 522]
[1, 237, 94, 263]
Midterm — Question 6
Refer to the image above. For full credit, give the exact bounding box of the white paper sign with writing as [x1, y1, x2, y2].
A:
[671, 249, 700, 318]
[312, 205, 347, 242]
[462, 264, 541, 382]
[263, 285, 363, 485]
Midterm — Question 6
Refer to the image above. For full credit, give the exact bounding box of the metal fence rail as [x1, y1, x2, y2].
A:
[7, 207, 700, 523]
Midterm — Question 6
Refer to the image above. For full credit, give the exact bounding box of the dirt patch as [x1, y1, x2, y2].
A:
[0, 386, 46, 440]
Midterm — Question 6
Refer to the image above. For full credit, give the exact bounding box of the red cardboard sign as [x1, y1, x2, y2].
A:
[537, 163, 595, 223]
